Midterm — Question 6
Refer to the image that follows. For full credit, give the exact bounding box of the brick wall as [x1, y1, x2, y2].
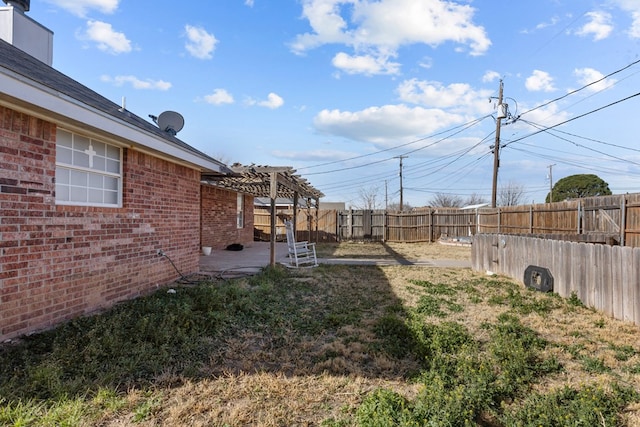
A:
[0, 106, 202, 341]
[201, 185, 254, 250]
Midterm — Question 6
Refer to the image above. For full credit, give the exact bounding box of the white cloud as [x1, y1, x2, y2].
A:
[45, 0, 119, 17]
[482, 70, 501, 83]
[204, 89, 235, 105]
[245, 0, 255, 6]
[291, 0, 491, 75]
[575, 11, 613, 41]
[631, 12, 640, 38]
[184, 25, 218, 60]
[313, 104, 464, 145]
[332, 52, 400, 75]
[83, 20, 131, 54]
[396, 79, 493, 116]
[574, 68, 617, 92]
[610, 1, 640, 38]
[247, 93, 285, 109]
[100, 75, 171, 90]
[525, 70, 556, 92]
[518, 102, 571, 131]
[535, 16, 560, 31]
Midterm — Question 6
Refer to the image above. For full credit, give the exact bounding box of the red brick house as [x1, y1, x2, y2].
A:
[0, 1, 252, 341]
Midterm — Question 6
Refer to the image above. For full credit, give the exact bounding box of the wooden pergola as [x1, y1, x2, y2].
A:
[201, 164, 324, 266]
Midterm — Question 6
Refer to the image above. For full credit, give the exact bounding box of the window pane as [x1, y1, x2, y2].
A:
[70, 170, 87, 186]
[74, 135, 90, 151]
[70, 186, 87, 202]
[92, 140, 106, 157]
[93, 156, 106, 171]
[56, 168, 69, 185]
[56, 184, 69, 201]
[106, 159, 120, 173]
[105, 176, 118, 191]
[88, 173, 102, 188]
[74, 151, 90, 168]
[104, 190, 118, 204]
[88, 189, 103, 203]
[57, 146, 72, 164]
[106, 145, 120, 160]
[57, 130, 72, 148]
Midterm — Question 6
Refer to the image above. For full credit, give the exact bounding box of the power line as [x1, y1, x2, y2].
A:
[518, 118, 640, 167]
[504, 91, 640, 148]
[301, 115, 490, 176]
[518, 58, 640, 118]
[296, 115, 490, 172]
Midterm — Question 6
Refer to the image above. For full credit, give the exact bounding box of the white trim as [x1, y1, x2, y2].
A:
[0, 70, 226, 174]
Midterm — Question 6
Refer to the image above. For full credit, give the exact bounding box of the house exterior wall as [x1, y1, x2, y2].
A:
[0, 106, 201, 341]
[201, 185, 254, 250]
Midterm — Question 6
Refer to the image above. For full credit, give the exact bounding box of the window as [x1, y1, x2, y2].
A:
[55, 129, 122, 207]
[236, 193, 244, 228]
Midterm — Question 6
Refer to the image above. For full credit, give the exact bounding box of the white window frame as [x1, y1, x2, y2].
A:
[237, 193, 244, 228]
[55, 128, 123, 207]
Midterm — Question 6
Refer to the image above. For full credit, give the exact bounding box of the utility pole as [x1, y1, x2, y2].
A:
[395, 155, 408, 211]
[491, 80, 504, 208]
[384, 180, 388, 210]
[547, 164, 556, 203]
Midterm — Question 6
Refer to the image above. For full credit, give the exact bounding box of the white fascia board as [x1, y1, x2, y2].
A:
[0, 70, 226, 174]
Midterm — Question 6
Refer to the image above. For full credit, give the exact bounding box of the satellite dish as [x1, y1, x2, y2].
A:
[157, 111, 184, 136]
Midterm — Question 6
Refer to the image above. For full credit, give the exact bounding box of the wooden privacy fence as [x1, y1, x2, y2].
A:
[254, 192, 640, 246]
[477, 193, 640, 247]
[254, 208, 339, 243]
[255, 207, 476, 243]
[472, 234, 640, 326]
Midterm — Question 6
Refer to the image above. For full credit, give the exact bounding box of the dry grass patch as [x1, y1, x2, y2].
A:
[316, 240, 471, 261]
[2, 242, 640, 426]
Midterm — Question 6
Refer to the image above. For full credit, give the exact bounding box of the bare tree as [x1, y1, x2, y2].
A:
[498, 181, 525, 206]
[429, 192, 463, 208]
[355, 186, 382, 210]
[387, 202, 413, 212]
[463, 193, 487, 206]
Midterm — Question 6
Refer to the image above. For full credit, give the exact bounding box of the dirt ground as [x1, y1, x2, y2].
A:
[316, 240, 472, 260]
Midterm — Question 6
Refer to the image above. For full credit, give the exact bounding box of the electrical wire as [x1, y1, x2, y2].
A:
[296, 115, 491, 172]
[518, 119, 640, 167]
[518, 58, 640, 118]
[504, 91, 640, 148]
[302, 116, 490, 176]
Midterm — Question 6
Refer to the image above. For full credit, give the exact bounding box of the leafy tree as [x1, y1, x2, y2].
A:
[429, 192, 463, 208]
[546, 174, 611, 202]
[498, 181, 525, 206]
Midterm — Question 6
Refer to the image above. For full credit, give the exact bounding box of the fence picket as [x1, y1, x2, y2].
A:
[474, 235, 640, 327]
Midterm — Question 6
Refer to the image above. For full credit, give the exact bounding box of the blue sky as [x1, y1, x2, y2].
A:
[24, 0, 640, 207]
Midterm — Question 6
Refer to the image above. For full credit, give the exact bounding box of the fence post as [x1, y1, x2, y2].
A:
[348, 209, 353, 239]
[621, 196, 627, 246]
[383, 211, 387, 242]
[529, 205, 533, 234]
[577, 200, 582, 234]
[429, 208, 433, 243]
[498, 208, 501, 233]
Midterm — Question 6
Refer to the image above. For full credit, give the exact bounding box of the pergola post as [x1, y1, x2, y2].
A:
[269, 172, 277, 266]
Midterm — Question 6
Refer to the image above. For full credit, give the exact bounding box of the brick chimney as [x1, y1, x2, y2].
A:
[0, 0, 53, 65]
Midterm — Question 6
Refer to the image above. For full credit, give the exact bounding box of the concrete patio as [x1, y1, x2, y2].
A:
[199, 241, 471, 278]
